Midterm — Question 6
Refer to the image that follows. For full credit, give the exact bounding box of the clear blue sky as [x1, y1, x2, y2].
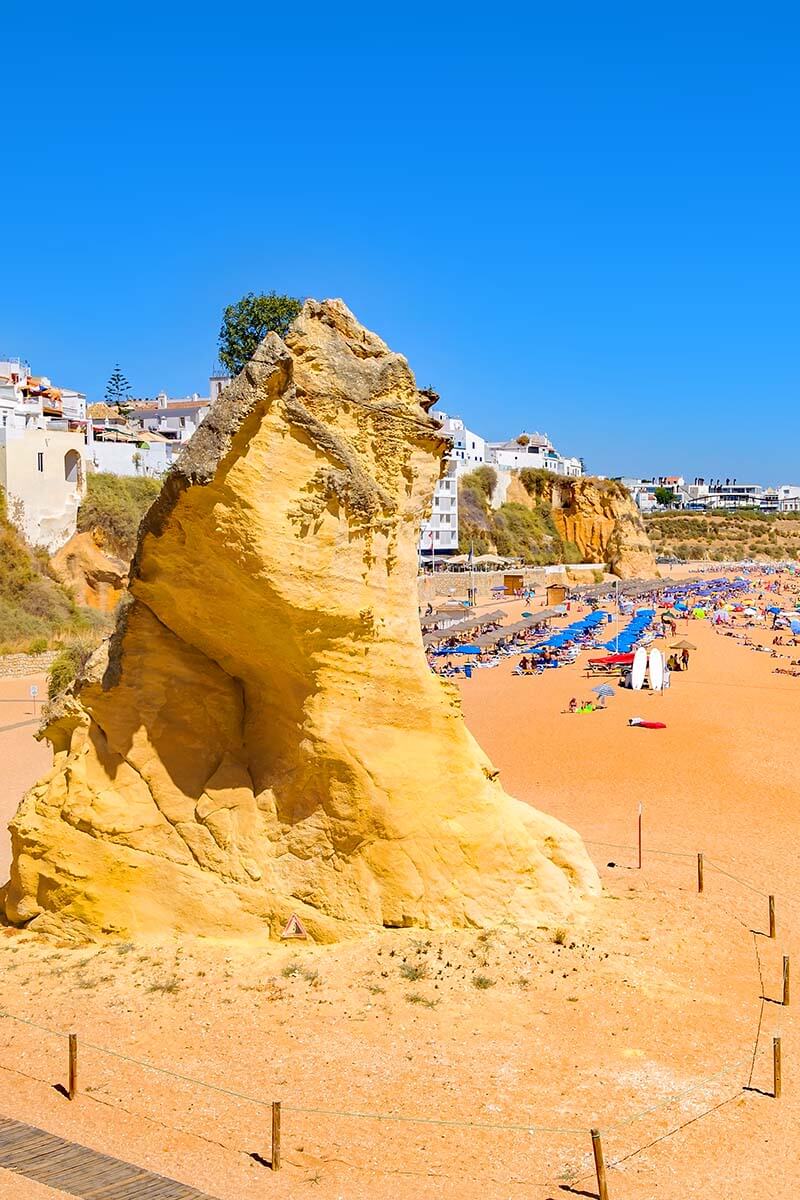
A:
[4, 3, 799, 481]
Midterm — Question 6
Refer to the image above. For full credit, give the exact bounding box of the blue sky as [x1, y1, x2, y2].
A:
[3, 3, 799, 481]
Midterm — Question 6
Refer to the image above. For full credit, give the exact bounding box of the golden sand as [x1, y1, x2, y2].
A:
[0, 571, 797, 1198]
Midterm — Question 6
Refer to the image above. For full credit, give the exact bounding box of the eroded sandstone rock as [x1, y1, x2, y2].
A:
[5, 300, 599, 940]
[550, 477, 656, 579]
[50, 530, 129, 612]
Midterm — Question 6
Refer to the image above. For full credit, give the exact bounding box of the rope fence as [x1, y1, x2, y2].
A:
[0, 835, 793, 1195]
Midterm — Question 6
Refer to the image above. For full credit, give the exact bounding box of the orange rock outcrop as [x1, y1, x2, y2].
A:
[50, 531, 129, 612]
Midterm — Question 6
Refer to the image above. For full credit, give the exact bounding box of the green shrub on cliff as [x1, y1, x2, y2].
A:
[77, 472, 160, 557]
[0, 489, 84, 650]
[48, 638, 96, 699]
[457, 470, 585, 564]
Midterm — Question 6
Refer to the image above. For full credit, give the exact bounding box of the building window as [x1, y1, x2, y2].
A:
[37, 452, 44, 472]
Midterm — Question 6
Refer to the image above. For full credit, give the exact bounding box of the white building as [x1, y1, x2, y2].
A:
[419, 458, 459, 558]
[486, 432, 582, 477]
[128, 393, 211, 443]
[88, 433, 176, 478]
[436, 413, 486, 475]
[209, 371, 230, 404]
[417, 414, 584, 557]
[619, 478, 659, 512]
[778, 485, 800, 512]
[0, 358, 86, 550]
[704, 482, 765, 510]
[418, 413, 477, 558]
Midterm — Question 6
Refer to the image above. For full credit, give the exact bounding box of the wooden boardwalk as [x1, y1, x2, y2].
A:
[0, 1116, 216, 1198]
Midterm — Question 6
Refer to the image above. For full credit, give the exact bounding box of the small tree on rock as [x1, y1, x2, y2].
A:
[218, 292, 302, 376]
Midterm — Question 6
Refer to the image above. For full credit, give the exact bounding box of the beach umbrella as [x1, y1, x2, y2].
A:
[591, 684, 616, 698]
[743, 607, 758, 616]
[766, 606, 781, 614]
[521, 611, 533, 618]
[670, 639, 697, 650]
[791, 620, 800, 635]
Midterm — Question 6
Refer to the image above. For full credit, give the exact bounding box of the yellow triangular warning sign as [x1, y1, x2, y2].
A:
[281, 912, 308, 940]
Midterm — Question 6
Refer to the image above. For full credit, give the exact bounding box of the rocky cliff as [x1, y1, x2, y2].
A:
[503, 474, 656, 579]
[50, 531, 129, 613]
[5, 300, 599, 942]
[549, 477, 656, 578]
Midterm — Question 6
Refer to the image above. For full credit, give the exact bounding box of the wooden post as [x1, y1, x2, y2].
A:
[68, 1034, 77, 1100]
[637, 804, 642, 870]
[783, 956, 790, 1007]
[590, 1128, 608, 1200]
[697, 853, 704, 894]
[271, 1101, 281, 1171]
[773, 1036, 782, 1098]
[769, 895, 776, 939]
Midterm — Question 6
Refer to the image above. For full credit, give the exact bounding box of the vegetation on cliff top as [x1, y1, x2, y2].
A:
[77, 472, 160, 558]
[458, 467, 584, 564]
[218, 291, 303, 376]
[646, 509, 800, 562]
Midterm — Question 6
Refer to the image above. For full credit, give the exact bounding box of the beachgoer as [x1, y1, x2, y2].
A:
[681, 648, 690, 670]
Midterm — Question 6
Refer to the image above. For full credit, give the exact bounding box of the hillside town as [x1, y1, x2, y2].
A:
[3, 352, 800, 557]
[619, 475, 800, 514]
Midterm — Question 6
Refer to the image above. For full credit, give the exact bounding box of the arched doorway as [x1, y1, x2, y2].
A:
[64, 449, 82, 486]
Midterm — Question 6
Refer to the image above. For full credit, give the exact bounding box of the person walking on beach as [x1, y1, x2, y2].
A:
[681, 647, 690, 670]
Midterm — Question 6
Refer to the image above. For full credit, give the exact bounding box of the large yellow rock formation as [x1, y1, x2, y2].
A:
[5, 301, 599, 941]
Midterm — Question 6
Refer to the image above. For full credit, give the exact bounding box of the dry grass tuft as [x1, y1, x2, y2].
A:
[406, 992, 438, 1008]
[146, 976, 180, 995]
[399, 961, 428, 981]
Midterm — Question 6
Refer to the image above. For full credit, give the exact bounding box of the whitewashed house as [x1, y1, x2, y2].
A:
[0, 358, 86, 550]
[487, 432, 582, 476]
[128, 393, 211, 443]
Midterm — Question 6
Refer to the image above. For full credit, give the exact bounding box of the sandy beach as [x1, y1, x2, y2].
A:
[0, 573, 798, 1199]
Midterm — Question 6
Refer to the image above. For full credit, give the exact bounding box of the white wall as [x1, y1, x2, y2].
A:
[778, 485, 800, 512]
[0, 426, 86, 550]
[90, 440, 173, 478]
[441, 417, 486, 475]
[489, 443, 550, 470]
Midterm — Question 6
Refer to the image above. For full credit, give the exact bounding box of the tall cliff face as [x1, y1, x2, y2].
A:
[502, 474, 656, 579]
[6, 301, 599, 942]
[549, 478, 656, 579]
